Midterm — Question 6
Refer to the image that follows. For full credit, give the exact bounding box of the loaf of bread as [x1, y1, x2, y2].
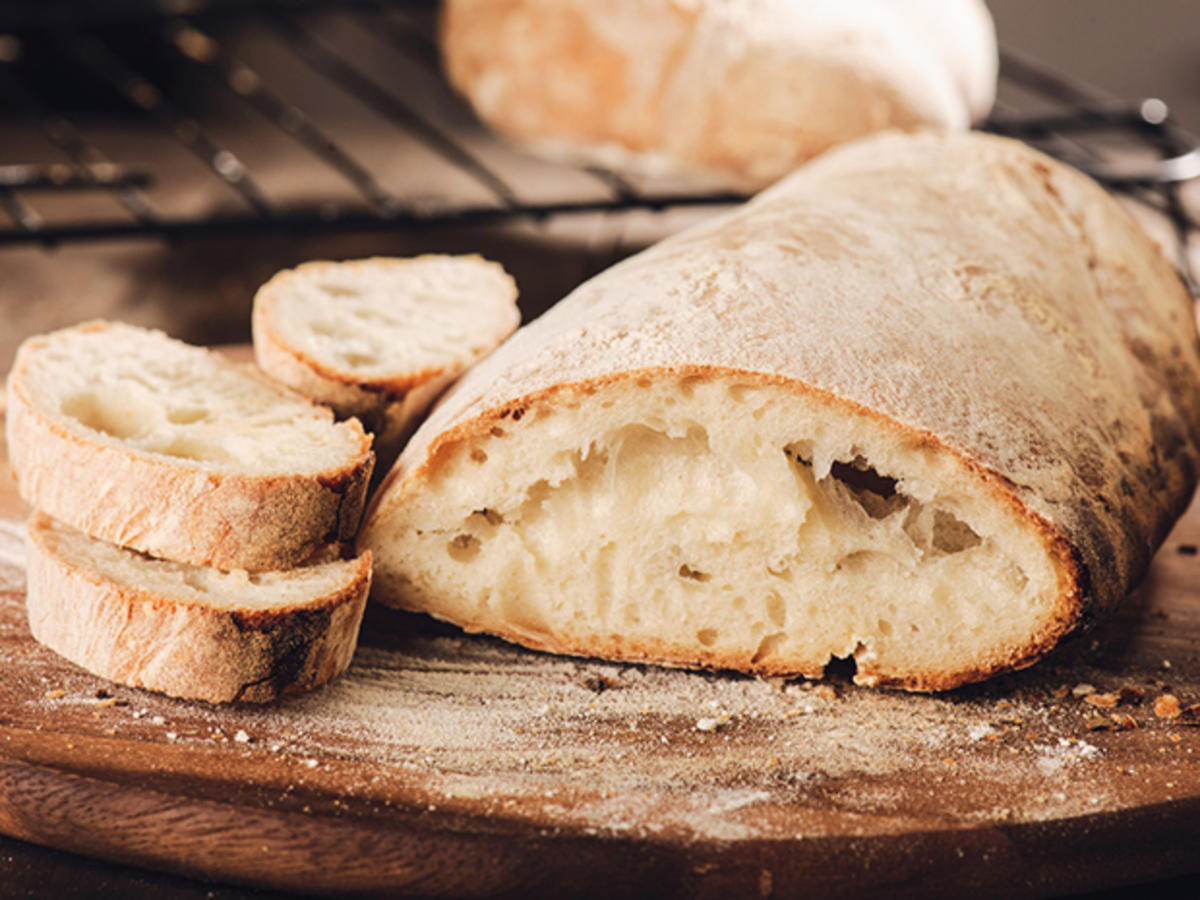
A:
[442, 0, 997, 190]
[5, 321, 373, 573]
[360, 131, 1200, 691]
[25, 513, 370, 703]
[252, 255, 519, 467]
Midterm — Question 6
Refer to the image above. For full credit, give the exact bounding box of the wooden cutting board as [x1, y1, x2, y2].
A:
[1, 395, 1199, 899]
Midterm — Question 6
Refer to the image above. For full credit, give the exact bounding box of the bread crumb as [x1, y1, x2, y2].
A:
[696, 716, 728, 732]
[1155, 695, 1182, 719]
[43, 689, 65, 699]
[1116, 686, 1144, 705]
[967, 723, 995, 741]
[1071, 683, 1096, 698]
[234, 729, 252, 743]
[1084, 693, 1118, 708]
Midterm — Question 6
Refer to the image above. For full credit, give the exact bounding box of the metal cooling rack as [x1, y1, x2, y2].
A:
[0, 1, 1196, 290]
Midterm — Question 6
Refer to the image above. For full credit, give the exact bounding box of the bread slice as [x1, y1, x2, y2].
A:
[25, 513, 370, 703]
[360, 131, 1200, 691]
[252, 255, 519, 464]
[5, 321, 374, 572]
[442, 0, 997, 190]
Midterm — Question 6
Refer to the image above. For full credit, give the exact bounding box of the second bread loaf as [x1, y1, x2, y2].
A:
[442, 0, 998, 190]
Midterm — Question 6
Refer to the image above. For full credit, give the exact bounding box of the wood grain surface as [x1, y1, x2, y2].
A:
[0, 394, 1199, 899]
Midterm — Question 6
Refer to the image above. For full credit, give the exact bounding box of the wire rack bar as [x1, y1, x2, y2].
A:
[165, 19, 401, 215]
[0, 2, 1193, 287]
[0, 192, 746, 247]
[267, 11, 520, 209]
[0, 65, 161, 225]
[51, 28, 279, 218]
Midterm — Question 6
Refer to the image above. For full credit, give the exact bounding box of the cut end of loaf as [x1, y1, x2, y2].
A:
[25, 513, 371, 704]
[14, 320, 370, 476]
[252, 255, 520, 404]
[363, 371, 1080, 692]
[5, 320, 374, 571]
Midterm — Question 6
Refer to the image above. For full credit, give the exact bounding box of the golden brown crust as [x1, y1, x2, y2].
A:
[6, 348, 374, 573]
[24, 516, 371, 704]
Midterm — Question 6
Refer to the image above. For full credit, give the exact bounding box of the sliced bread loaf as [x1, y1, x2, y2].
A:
[360, 131, 1200, 691]
[252, 255, 519, 462]
[5, 321, 374, 572]
[25, 513, 370, 703]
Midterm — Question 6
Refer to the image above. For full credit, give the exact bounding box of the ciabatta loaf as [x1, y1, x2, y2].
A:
[442, 0, 997, 190]
[5, 321, 373, 572]
[25, 513, 370, 703]
[252, 256, 519, 463]
[361, 131, 1200, 692]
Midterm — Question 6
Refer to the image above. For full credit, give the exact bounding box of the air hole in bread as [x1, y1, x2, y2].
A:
[824, 654, 858, 681]
[751, 631, 787, 665]
[156, 436, 234, 464]
[678, 563, 711, 582]
[931, 509, 982, 553]
[318, 283, 360, 298]
[829, 457, 905, 520]
[765, 592, 786, 628]
[61, 391, 153, 440]
[833, 549, 888, 574]
[447, 533, 481, 562]
[338, 351, 378, 369]
[697, 628, 718, 647]
[166, 406, 208, 425]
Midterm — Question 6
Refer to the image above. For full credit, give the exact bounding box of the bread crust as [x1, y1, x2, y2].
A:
[363, 132, 1200, 691]
[25, 515, 371, 704]
[6, 325, 374, 573]
[441, 0, 997, 189]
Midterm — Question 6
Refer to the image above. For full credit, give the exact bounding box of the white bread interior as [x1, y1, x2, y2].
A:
[441, 0, 997, 190]
[252, 255, 519, 461]
[25, 514, 370, 703]
[369, 374, 1065, 689]
[362, 131, 1200, 691]
[6, 321, 373, 572]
